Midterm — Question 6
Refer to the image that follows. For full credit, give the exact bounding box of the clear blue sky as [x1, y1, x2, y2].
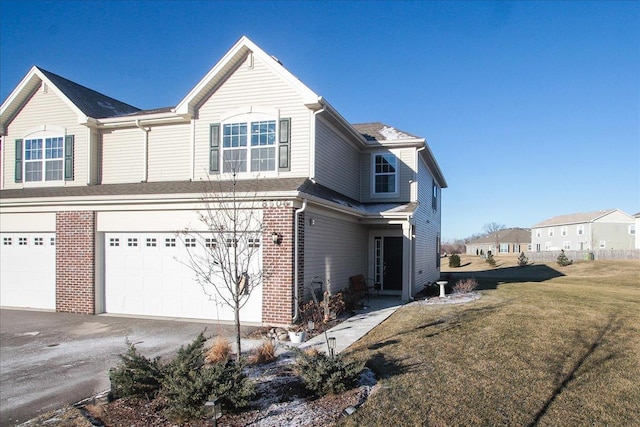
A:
[1, 1, 638, 240]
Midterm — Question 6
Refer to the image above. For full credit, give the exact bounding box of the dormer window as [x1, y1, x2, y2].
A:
[25, 137, 63, 181]
[373, 153, 397, 194]
[209, 116, 290, 174]
[15, 131, 73, 184]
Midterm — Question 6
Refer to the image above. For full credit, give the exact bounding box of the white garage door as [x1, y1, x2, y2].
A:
[104, 233, 262, 322]
[0, 233, 56, 310]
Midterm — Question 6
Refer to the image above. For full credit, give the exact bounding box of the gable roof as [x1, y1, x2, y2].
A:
[0, 66, 140, 134]
[532, 209, 621, 227]
[468, 228, 531, 245]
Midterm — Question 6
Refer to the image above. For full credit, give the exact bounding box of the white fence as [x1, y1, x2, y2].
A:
[525, 249, 640, 262]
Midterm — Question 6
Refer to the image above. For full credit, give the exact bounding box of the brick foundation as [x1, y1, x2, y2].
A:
[261, 206, 302, 325]
[56, 211, 95, 314]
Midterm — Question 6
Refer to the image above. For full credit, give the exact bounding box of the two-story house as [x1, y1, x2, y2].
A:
[0, 36, 446, 326]
[530, 209, 635, 252]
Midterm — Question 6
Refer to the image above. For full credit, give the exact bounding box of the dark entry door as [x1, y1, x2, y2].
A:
[383, 237, 403, 291]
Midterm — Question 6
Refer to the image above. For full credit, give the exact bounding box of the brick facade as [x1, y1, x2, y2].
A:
[56, 211, 95, 314]
[261, 206, 301, 325]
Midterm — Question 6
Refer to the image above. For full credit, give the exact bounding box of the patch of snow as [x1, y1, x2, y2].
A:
[411, 292, 481, 306]
[379, 126, 411, 141]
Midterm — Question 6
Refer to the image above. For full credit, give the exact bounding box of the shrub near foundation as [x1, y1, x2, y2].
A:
[108, 340, 165, 400]
[294, 348, 364, 396]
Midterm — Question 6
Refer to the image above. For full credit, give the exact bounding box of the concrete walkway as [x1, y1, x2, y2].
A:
[298, 296, 404, 355]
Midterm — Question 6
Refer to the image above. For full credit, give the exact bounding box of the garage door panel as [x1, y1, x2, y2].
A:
[105, 232, 262, 322]
[0, 233, 56, 310]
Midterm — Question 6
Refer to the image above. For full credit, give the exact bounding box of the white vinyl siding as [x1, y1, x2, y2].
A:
[2, 87, 86, 188]
[194, 54, 310, 180]
[361, 147, 414, 202]
[147, 123, 191, 181]
[413, 155, 441, 292]
[101, 128, 144, 184]
[314, 118, 360, 200]
[303, 210, 368, 298]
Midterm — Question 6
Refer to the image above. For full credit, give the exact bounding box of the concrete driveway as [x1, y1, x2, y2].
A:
[0, 308, 253, 426]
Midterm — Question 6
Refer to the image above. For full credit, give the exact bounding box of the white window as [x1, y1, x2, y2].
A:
[499, 243, 509, 253]
[577, 225, 584, 235]
[599, 240, 606, 249]
[563, 241, 571, 250]
[373, 153, 397, 194]
[18, 237, 28, 246]
[205, 238, 217, 248]
[127, 238, 138, 247]
[222, 120, 276, 173]
[24, 137, 64, 182]
[34, 237, 44, 246]
[561, 226, 567, 236]
[146, 238, 157, 247]
[535, 229, 541, 238]
[629, 225, 635, 235]
[3, 237, 12, 245]
[185, 238, 196, 248]
[109, 238, 119, 247]
[165, 238, 176, 247]
[548, 228, 554, 237]
[545, 241, 552, 250]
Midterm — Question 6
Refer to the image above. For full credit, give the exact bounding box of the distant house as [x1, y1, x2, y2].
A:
[634, 212, 640, 249]
[530, 209, 635, 252]
[466, 228, 531, 256]
[0, 36, 447, 324]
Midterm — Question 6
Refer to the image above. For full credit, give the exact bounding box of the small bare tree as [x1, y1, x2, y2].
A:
[179, 169, 263, 361]
[483, 222, 506, 235]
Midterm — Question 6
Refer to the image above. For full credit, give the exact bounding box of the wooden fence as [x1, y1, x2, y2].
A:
[525, 249, 640, 262]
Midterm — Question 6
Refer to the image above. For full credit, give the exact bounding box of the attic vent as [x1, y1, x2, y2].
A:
[42, 82, 48, 93]
[246, 52, 254, 69]
[271, 55, 283, 66]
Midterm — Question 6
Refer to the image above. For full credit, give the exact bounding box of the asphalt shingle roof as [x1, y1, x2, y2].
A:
[532, 210, 617, 227]
[38, 67, 141, 119]
[468, 228, 531, 244]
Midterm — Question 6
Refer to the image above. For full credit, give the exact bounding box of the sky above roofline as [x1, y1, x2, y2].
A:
[1, 1, 638, 239]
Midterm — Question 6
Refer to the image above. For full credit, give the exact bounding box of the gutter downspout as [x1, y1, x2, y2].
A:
[309, 107, 325, 183]
[292, 198, 308, 323]
[136, 120, 150, 182]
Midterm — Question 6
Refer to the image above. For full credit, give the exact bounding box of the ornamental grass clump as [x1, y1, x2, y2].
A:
[248, 340, 277, 365]
[294, 348, 364, 396]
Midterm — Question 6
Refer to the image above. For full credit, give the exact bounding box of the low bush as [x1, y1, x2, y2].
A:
[453, 278, 478, 294]
[486, 253, 496, 266]
[517, 252, 529, 268]
[448, 254, 461, 268]
[557, 250, 573, 267]
[108, 339, 165, 400]
[161, 332, 254, 421]
[294, 348, 364, 396]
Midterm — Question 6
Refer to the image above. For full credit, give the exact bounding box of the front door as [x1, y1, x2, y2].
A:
[383, 237, 403, 291]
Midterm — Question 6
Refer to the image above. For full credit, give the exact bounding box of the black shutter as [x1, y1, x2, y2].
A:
[209, 124, 220, 173]
[15, 139, 23, 183]
[278, 118, 290, 171]
[64, 135, 74, 181]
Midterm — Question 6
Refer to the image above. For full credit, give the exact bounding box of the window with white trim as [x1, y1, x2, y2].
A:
[548, 228, 554, 237]
[563, 241, 571, 250]
[629, 225, 635, 235]
[599, 240, 606, 249]
[3, 237, 12, 246]
[536, 229, 541, 238]
[373, 153, 397, 194]
[499, 243, 509, 253]
[577, 224, 584, 235]
[222, 120, 276, 173]
[561, 226, 567, 236]
[24, 137, 64, 181]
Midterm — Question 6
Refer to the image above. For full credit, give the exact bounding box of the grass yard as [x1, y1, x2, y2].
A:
[341, 256, 640, 426]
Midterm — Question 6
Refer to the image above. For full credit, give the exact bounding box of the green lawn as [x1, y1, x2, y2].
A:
[341, 257, 640, 426]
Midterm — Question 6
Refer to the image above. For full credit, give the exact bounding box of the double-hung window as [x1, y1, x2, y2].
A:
[25, 137, 63, 182]
[221, 120, 276, 173]
[373, 153, 397, 194]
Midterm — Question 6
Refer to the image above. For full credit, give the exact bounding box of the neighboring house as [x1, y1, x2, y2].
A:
[635, 212, 640, 249]
[530, 209, 635, 252]
[465, 228, 531, 256]
[0, 36, 447, 325]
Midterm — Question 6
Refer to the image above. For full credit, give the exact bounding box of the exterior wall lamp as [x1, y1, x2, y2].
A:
[271, 231, 282, 245]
